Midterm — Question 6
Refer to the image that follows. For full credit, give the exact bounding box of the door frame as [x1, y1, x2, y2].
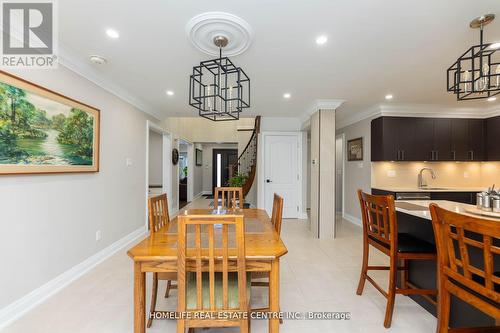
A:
[211, 148, 239, 194]
[257, 131, 303, 217]
[335, 133, 346, 220]
[145, 120, 173, 227]
[177, 138, 195, 206]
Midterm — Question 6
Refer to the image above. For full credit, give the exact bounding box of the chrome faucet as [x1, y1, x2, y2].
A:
[418, 168, 436, 188]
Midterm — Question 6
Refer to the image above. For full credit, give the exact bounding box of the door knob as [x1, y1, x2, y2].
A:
[266, 179, 272, 183]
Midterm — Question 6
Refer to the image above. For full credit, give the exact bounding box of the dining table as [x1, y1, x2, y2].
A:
[127, 207, 288, 333]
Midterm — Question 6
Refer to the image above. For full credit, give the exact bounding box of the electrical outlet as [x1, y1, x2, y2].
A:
[126, 157, 133, 166]
[96, 230, 102, 242]
[387, 170, 397, 178]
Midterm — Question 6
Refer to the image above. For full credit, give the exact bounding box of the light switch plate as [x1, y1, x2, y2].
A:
[126, 157, 133, 166]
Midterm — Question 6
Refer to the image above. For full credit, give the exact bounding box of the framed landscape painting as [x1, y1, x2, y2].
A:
[0, 71, 100, 174]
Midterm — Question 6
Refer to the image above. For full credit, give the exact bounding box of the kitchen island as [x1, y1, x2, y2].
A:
[394, 200, 499, 328]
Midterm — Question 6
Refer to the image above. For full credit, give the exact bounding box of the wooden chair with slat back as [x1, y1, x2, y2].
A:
[176, 214, 251, 332]
[147, 194, 177, 328]
[251, 193, 284, 322]
[215, 187, 244, 209]
[430, 204, 500, 333]
[356, 190, 437, 328]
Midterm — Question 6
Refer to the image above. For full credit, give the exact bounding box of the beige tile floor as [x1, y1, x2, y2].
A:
[2, 198, 437, 333]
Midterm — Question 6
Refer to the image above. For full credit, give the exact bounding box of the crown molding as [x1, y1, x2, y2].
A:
[58, 45, 163, 121]
[300, 99, 345, 124]
[336, 103, 500, 129]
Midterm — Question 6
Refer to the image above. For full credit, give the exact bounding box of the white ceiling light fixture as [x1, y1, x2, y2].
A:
[89, 55, 107, 65]
[106, 28, 120, 39]
[166, 90, 174, 96]
[283, 93, 291, 99]
[385, 94, 393, 100]
[315, 35, 328, 45]
[487, 96, 497, 101]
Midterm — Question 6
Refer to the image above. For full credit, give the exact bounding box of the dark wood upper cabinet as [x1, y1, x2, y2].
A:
[486, 116, 500, 161]
[467, 119, 485, 161]
[451, 119, 468, 161]
[371, 116, 488, 162]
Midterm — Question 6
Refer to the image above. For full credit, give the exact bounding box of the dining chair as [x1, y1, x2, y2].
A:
[356, 190, 437, 328]
[251, 194, 284, 323]
[147, 194, 177, 328]
[429, 204, 500, 333]
[215, 187, 244, 209]
[176, 214, 251, 332]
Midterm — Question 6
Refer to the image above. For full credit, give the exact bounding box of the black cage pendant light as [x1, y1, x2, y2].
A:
[189, 36, 250, 121]
[447, 14, 500, 101]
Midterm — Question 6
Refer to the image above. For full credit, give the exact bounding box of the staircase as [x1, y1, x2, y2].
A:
[233, 116, 261, 197]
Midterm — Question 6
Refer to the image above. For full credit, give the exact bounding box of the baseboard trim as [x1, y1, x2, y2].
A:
[343, 213, 362, 227]
[201, 190, 212, 195]
[0, 225, 148, 330]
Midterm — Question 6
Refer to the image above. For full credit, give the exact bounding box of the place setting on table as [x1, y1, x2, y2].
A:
[127, 187, 287, 333]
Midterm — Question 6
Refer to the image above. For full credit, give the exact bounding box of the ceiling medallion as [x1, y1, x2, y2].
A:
[188, 34, 251, 121]
[186, 12, 253, 57]
[447, 14, 500, 101]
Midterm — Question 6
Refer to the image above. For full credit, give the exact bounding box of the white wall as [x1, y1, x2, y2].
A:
[0, 67, 156, 310]
[336, 117, 373, 223]
[148, 130, 162, 186]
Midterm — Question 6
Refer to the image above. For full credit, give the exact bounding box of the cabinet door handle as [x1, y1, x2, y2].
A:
[469, 150, 474, 160]
[452, 151, 456, 161]
[401, 150, 405, 161]
[397, 150, 400, 161]
[431, 151, 435, 161]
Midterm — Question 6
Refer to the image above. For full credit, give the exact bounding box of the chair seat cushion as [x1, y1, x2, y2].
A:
[186, 272, 251, 310]
[369, 233, 436, 253]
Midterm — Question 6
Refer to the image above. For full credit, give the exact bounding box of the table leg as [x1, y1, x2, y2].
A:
[269, 259, 280, 333]
[134, 262, 145, 333]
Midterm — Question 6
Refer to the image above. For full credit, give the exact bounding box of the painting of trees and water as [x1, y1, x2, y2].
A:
[0, 72, 99, 174]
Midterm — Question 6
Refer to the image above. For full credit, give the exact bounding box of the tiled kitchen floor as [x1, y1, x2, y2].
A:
[1, 198, 436, 333]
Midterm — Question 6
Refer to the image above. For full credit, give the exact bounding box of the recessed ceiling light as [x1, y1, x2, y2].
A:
[385, 94, 393, 100]
[106, 28, 120, 39]
[89, 55, 107, 65]
[315, 35, 328, 45]
[487, 96, 497, 102]
[166, 90, 174, 96]
[489, 42, 500, 49]
[283, 93, 291, 99]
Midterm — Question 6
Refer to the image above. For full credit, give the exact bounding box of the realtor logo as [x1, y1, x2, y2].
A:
[1, 0, 57, 68]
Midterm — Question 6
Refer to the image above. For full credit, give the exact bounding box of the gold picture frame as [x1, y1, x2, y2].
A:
[0, 71, 100, 174]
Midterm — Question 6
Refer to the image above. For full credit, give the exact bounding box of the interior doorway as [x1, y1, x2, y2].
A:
[212, 149, 238, 194]
[335, 134, 345, 232]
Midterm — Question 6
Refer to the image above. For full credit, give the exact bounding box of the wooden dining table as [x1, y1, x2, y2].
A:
[127, 208, 288, 333]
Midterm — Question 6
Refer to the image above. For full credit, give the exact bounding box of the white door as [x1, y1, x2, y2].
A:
[264, 134, 299, 218]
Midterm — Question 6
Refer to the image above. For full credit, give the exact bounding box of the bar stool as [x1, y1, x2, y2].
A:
[356, 190, 438, 328]
[430, 204, 500, 333]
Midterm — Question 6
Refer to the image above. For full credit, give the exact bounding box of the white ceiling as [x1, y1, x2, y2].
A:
[59, 0, 500, 123]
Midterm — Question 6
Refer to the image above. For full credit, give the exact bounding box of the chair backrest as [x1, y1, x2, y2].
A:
[148, 194, 170, 233]
[214, 187, 244, 209]
[271, 193, 284, 235]
[177, 214, 247, 312]
[357, 190, 397, 249]
[429, 204, 500, 317]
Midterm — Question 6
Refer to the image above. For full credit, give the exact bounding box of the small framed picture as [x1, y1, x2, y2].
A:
[195, 148, 203, 166]
[347, 137, 363, 161]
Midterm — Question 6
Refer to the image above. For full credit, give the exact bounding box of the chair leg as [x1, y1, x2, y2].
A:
[436, 286, 451, 333]
[240, 318, 249, 333]
[165, 280, 172, 298]
[384, 255, 398, 328]
[187, 328, 195, 333]
[177, 319, 185, 333]
[401, 259, 408, 292]
[356, 238, 369, 295]
[147, 272, 159, 328]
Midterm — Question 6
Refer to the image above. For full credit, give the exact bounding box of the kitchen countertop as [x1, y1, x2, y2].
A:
[373, 187, 486, 192]
[395, 200, 499, 221]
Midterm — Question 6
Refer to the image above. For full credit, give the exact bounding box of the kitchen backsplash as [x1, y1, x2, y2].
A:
[372, 162, 500, 189]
